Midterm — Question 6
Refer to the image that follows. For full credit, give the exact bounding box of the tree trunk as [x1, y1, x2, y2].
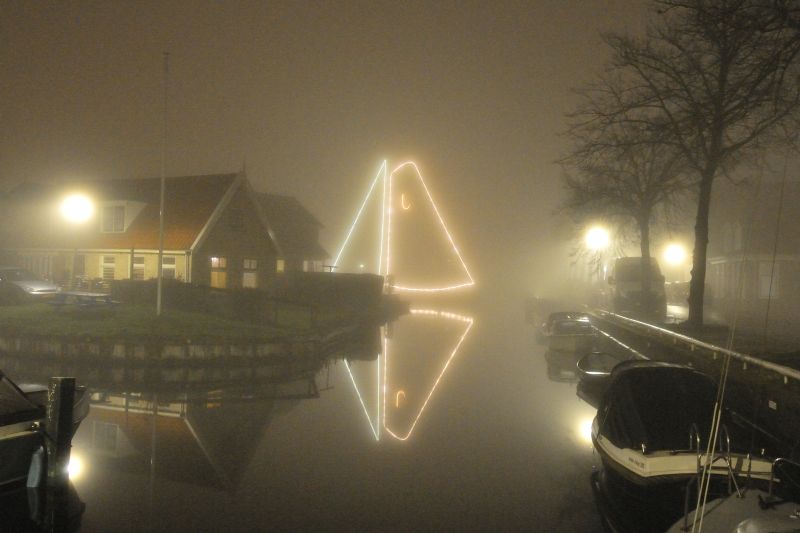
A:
[688, 172, 715, 327]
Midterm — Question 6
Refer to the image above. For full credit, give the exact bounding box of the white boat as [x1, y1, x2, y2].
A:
[665, 458, 800, 533]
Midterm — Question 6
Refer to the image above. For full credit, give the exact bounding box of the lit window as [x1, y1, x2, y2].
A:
[242, 271, 257, 288]
[210, 256, 227, 288]
[276, 259, 285, 273]
[162, 256, 176, 280]
[132, 256, 145, 280]
[101, 256, 115, 280]
[243, 258, 257, 270]
[101, 206, 125, 233]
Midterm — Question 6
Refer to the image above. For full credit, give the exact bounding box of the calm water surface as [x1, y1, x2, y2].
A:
[9, 293, 603, 532]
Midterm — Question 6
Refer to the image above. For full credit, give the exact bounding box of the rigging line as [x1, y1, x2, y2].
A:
[333, 161, 387, 268]
[343, 359, 380, 441]
[762, 151, 789, 352]
[693, 174, 765, 533]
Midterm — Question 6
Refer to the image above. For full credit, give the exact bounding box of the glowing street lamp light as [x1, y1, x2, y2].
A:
[585, 226, 610, 251]
[59, 194, 94, 224]
[60, 193, 94, 290]
[663, 243, 687, 266]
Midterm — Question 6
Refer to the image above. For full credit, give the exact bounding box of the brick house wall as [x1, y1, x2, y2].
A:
[191, 186, 277, 289]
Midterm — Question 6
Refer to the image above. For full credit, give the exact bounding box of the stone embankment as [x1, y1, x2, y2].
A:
[0, 324, 368, 392]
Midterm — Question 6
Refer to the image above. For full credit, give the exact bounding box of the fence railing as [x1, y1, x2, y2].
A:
[591, 309, 800, 384]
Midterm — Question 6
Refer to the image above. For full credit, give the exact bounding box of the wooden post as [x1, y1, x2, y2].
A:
[44, 377, 76, 531]
[45, 377, 75, 490]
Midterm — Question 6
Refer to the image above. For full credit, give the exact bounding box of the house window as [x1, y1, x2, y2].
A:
[101, 206, 125, 233]
[243, 258, 257, 288]
[162, 256, 176, 280]
[210, 256, 227, 288]
[758, 261, 779, 299]
[101, 256, 116, 280]
[132, 256, 145, 280]
[276, 259, 285, 273]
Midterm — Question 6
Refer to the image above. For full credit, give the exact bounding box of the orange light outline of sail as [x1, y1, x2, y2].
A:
[382, 308, 474, 441]
[385, 161, 475, 292]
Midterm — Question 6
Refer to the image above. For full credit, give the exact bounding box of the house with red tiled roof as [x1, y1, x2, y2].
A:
[0, 173, 280, 289]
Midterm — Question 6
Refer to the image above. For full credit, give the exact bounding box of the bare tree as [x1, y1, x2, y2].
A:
[562, 122, 690, 312]
[586, 0, 800, 326]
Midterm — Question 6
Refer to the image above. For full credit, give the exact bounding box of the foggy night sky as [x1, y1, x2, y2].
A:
[0, 1, 648, 290]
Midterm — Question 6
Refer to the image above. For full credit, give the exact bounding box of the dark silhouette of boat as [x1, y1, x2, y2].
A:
[590, 361, 776, 531]
[0, 371, 88, 491]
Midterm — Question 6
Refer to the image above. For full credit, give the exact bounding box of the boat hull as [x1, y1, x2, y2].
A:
[0, 386, 89, 491]
[547, 334, 594, 353]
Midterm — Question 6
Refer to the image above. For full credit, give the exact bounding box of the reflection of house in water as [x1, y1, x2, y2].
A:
[73, 380, 312, 490]
[346, 308, 474, 441]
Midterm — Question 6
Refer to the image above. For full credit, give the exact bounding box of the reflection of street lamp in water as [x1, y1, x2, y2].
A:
[60, 194, 94, 289]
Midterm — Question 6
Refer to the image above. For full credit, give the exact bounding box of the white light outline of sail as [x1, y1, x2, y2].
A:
[344, 358, 381, 441]
[386, 161, 475, 292]
[332, 160, 387, 269]
[383, 308, 474, 441]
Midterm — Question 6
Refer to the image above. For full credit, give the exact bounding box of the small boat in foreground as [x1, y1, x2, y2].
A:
[591, 361, 776, 530]
[665, 458, 800, 532]
[0, 371, 88, 491]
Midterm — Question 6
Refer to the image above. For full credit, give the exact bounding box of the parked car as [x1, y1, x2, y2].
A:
[0, 266, 60, 298]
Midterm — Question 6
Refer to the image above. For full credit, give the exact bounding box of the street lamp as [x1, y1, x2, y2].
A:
[663, 243, 687, 266]
[584, 225, 610, 288]
[585, 226, 610, 251]
[60, 193, 94, 289]
[60, 194, 94, 224]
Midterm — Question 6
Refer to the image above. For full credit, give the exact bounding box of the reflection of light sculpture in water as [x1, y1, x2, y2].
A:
[345, 308, 474, 441]
[333, 160, 475, 292]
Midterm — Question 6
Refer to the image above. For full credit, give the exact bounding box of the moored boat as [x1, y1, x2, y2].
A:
[543, 311, 595, 352]
[665, 458, 800, 532]
[591, 361, 777, 530]
[0, 371, 88, 491]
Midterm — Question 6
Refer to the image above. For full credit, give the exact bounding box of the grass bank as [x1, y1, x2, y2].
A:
[0, 303, 309, 344]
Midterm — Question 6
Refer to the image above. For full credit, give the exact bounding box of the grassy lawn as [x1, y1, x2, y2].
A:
[0, 303, 310, 343]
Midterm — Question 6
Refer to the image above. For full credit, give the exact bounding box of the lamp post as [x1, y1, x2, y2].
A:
[59, 194, 94, 289]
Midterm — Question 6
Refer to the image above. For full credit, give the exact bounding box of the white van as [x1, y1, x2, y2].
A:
[607, 257, 666, 322]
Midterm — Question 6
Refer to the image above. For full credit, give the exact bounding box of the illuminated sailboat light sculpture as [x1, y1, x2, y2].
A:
[336, 161, 475, 440]
[333, 160, 475, 292]
[344, 308, 474, 442]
